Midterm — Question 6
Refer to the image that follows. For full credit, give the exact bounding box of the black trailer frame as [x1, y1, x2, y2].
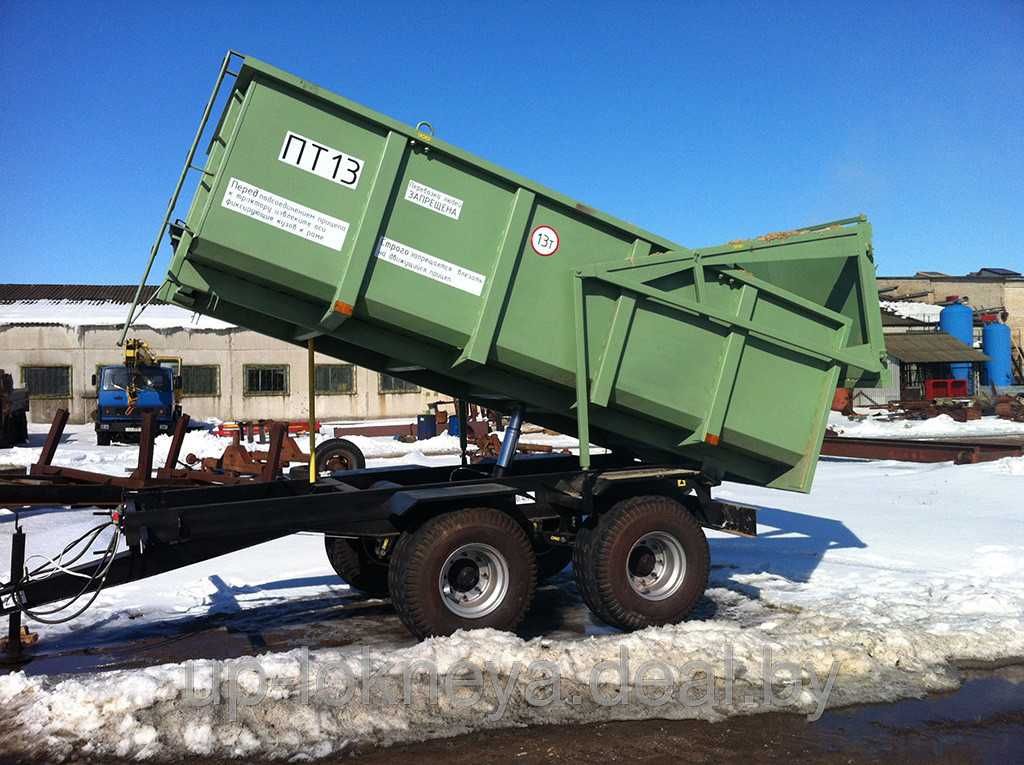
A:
[2, 449, 756, 623]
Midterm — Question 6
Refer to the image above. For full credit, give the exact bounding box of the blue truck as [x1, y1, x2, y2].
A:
[92, 340, 181, 445]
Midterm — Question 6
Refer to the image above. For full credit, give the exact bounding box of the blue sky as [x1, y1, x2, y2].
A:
[1, 1, 1020, 283]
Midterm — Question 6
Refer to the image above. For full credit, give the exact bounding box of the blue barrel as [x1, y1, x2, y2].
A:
[982, 322, 1014, 386]
[416, 414, 437, 441]
[447, 416, 461, 437]
[939, 302, 975, 386]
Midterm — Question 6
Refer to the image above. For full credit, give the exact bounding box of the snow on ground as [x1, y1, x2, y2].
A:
[0, 430, 1022, 761]
[829, 410, 1024, 439]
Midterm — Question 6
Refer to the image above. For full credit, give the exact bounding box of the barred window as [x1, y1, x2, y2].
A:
[244, 365, 289, 395]
[181, 365, 219, 396]
[379, 373, 420, 394]
[22, 366, 71, 398]
[314, 364, 355, 394]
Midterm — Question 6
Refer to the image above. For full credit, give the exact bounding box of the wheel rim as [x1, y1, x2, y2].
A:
[438, 542, 510, 618]
[319, 449, 352, 473]
[626, 531, 686, 601]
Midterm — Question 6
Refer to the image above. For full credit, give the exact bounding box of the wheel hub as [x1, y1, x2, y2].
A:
[448, 559, 480, 592]
[439, 542, 509, 618]
[629, 546, 657, 577]
[626, 531, 686, 601]
[322, 452, 351, 471]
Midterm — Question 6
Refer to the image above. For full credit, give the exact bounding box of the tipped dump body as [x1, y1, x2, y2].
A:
[156, 55, 886, 492]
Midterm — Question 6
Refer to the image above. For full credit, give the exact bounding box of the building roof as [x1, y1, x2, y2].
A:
[0, 284, 161, 304]
[881, 311, 929, 328]
[879, 270, 1023, 282]
[0, 284, 233, 331]
[885, 332, 989, 364]
[966, 267, 1022, 278]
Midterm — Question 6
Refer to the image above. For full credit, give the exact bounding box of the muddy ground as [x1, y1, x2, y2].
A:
[349, 666, 1024, 764]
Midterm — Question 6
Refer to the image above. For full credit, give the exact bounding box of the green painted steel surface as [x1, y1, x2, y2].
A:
[155, 54, 887, 492]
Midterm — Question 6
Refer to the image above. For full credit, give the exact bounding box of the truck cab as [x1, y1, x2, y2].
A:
[94, 364, 180, 445]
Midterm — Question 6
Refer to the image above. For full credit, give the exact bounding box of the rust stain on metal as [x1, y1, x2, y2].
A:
[757, 228, 809, 243]
[820, 435, 1022, 465]
[757, 224, 843, 243]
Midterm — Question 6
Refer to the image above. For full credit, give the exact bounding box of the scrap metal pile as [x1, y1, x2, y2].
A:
[889, 399, 982, 422]
[0, 408, 309, 508]
[993, 393, 1024, 422]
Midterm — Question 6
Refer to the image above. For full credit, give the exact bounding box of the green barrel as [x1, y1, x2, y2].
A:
[155, 54, 886, 492]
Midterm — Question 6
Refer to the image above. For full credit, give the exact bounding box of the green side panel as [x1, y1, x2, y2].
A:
[159, 55, 888, 494]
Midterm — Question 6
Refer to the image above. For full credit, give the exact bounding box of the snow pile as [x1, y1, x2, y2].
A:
[880, 300, 942, 323]
[344, 432, 465, 460]
[0, 300, 233, 330]
[828, 411, 1024, 439]
[6, 596, 1020, 762]
[992, 456, 1024, 475]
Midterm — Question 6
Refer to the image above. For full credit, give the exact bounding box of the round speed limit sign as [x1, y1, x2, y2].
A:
[530, 225, 560, 256]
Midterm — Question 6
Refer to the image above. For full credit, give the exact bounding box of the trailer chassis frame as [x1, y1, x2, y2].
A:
[1, 451, 756, 623]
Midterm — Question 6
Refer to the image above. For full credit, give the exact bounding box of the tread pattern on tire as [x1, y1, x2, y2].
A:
[573, 495, 709, 631]
[324, 537, 389, 597]
[389, 507, 536, 639]
[572, 522, 615, 624]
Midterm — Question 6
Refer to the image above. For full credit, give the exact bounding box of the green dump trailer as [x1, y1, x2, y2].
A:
[4, 52, 887, 641]
[144, 53, 885, 495]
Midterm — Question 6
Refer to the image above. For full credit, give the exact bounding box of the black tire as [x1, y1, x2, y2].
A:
[572, 522, 616, 625]
[535, 543, 574, 582]
[573, 495, 709, 631]
[314, 438, 366, 474]
[389, 507, 536, 639]
[324, 536, 390, 597]
[96, 431, 112, 446]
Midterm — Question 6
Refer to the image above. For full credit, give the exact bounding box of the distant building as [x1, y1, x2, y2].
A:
[876, 267, 1023, 382]
[852, 306, 990, 406]
[0, 284, 441, 425]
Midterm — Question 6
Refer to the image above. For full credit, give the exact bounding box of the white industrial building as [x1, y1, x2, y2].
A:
[0, 284, 441, 424]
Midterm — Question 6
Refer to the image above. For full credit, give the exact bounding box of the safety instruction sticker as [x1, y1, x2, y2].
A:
[278, 131, 365, 190]
[221, 177, 350, 251]
[403, 179, 464, 220]
[375, 237, 485, 296]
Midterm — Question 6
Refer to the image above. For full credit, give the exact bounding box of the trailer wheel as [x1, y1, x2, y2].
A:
[324, 537, 390, 597]
[389, 507, 536, 638]
[573, 495, 709, 631]
[96, 431, 111, 447]
[315, 438, 366, 474]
